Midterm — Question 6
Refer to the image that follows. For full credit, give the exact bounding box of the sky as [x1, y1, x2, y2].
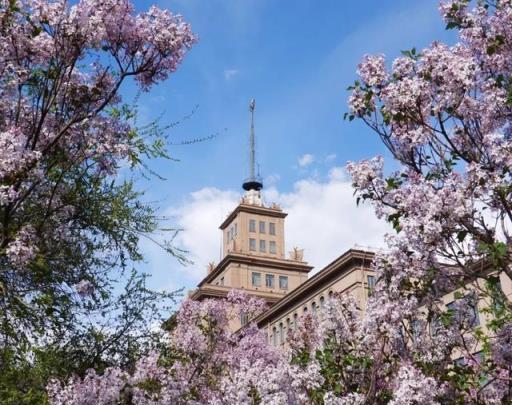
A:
[123, 0, 457, 296]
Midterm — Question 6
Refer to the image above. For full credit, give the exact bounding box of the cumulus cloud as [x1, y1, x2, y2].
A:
[298, 153, 315, 167]
[143, 167, 389, 291]
[264, 173, 281, 186]
[223, 69, 239, 80]
[166, 188, 240, 279]
[264, 167, 388, 271]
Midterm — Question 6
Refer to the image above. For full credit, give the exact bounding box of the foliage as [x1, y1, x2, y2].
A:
[47, 290, 324, 404]
[0, 0, 195, 402]
[46, 1, 512, 404]
[341, 0, 512, 402]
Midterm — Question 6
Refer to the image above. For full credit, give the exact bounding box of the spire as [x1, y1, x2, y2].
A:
[242, 98, 263, 192]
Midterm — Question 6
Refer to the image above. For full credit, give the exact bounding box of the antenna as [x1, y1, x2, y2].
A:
[242, 99, 263, 192]
[249, 98, 255, 180]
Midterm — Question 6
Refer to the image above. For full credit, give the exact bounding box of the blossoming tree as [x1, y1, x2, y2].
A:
[338, 0, 512, 402]
[0, 0, 195, 402]
[44, 1, 512, 404]
[48, 290, 323, 404]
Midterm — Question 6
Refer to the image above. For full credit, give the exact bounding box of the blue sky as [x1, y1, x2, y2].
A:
[122, 1, 457, 296]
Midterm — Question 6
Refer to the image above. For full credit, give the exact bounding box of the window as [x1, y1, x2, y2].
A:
[259, 221, 266, 233]
[269, 241, 276, 254]
[367, 275, 376, 290]
[269, 222, 276, 235]
[279, 275, 288, 290]
[293, 313, 298, 329]
[454, 357, 466, 367]
[249, 238, 256, 251]
[447, 298, 480, 328]
[279, 323, 284, 344]
[252, 272, 261, 287]
[411, 319, 421, 341]
[470, 304, 480, 327]
[220, 277, 224, 286]
[259, 239, 266, 252]
[320, 296, 325, 308]
[312, 302, 317, 316]
[265, 274, 274, 288]
[272, 327, 277, 346]
[286, 318, 291, 336]
[249, 219, 256, 232]
[430, 315, 442, 336]
[303, 306, 308, 314]
[240, 312, 249, 326]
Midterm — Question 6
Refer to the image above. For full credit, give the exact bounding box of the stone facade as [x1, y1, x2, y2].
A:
[191, 192, 512, 346]
[189, 191, 312, 331]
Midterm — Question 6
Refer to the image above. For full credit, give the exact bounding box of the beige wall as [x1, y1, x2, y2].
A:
[223, 209, 286, 259]
[261, 266, 376, 347]
[417, 271, 512, 339]
[262, 265, 512, 350]
[211, 262, 308, 295]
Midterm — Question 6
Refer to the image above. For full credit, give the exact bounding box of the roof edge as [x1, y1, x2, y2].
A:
[198, 253, 313, 287]
[220, 204, 287, 230]
[254, 248, 375, 325]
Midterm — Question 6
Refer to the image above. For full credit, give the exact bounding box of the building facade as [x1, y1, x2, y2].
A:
[190, 100, 512, 345]
[190, 189, 313, 331]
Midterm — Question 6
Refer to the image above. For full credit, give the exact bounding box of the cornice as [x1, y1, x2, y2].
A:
[219, 203, 287, 230]
[254, 249, 375, 326]
[190, 284, 284, 304]
[198, 253, 313, 287]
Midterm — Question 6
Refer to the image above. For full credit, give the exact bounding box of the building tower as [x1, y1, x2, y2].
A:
[190, 100, 312, 327]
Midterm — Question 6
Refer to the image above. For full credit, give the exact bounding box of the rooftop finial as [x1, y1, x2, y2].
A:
[243, 98, 263, 192]
[249, 99, 255, 180]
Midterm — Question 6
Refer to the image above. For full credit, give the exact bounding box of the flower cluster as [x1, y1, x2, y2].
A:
[48, 290, 320, 404]
[344, 0, 512, 403]
[0, 0, 196, 396]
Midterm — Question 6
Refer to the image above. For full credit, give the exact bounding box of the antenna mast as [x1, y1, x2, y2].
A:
[249, 98, 256, 180]
[242, 99, 263, 192]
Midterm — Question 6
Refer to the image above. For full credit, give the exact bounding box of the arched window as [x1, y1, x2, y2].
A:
[320, 296, 325, 308]
[286, 318, 291, 336]
[272, 327, 277, 346]
[279, 323, 284, 344]
[312, 302, 317, 317]
[303, 306, 308, 314]
[293, 313, 298, 329]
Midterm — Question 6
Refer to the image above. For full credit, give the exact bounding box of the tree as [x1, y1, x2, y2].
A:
[0, 0, 195, 402]
[47, 1, 512, 404]
[47, 290, 321, 404]
[337, 0, 512, 402]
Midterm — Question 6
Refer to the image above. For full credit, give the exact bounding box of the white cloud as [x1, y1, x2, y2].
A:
[265, 167, 388, 272]
[166, 188, 240, 278]
[298, 153, 315, 167]
[223, 69, 239, 80]
[325, 153, 337, 162]
[143, 167, 389, 290]
[264, 173, 280, 186]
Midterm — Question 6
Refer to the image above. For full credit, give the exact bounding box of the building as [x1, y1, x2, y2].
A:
[190, 99, 376, 333]
[254, 248, 375, 346]
[190, 100, 512, 344]
[190, 99, 313, 331]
